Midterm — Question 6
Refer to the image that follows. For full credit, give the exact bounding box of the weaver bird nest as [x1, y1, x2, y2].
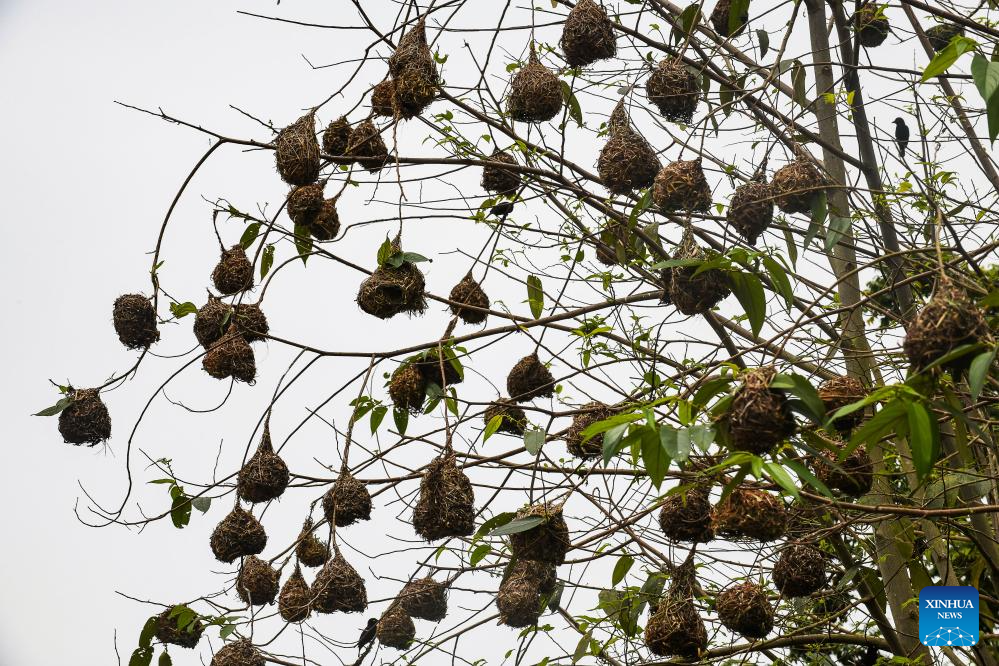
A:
[389, 364, 428, 413]
[715, 582, 774, 639]
[311, 550, 368, 614]
[668, 231, 731, 315]
[854, 2, 891, 48]
[154, 608, 204, 649]
[236, 423, 290, 503]
[598, 101, 660, 195]
[725, 367, 795, 455]
[506, 45, 563, 123]
[813, 444, 874, 497]
[377, 606, 416, 649]
[202, 325, 257, 384]
[346, 119, 389, 172]
[481, 149, 521, 197]
[773, 544, 826, 597]
[236, 555, 280, 606]
[770, 158, 826, 215]
[506, 353, 556, 402]
[58, 388, 111, 446]
[483, 399, 529, 436]
[644, 573, 707, 659]
[659, 485, 716, 543]
[194, 296, 271, 347]
[294, 518, 330, 568]
[903, 280, 992, 373]
[274, 111, 320, 186]
[322, 471, 372, 527]
[357, 264, 428, 320]
[727, 178, 774, 245]
[210, 505, 267, 563]
[211, 639, 265, 666]
[565, 402, 615, 459]
[926, 23, 965, 52]
[713, 488, 788, 542]
[278, 564, 312, 623]
[287, 183, 324, 227]
[321, 115, 351, 163]
[653, 158, 712, 212]
[560, 0, 617, 68]
[412, 451, 476, 541]
[818, 374, 867, 432]
[112, 293, 159, 350]
[211, 245, 254, 296]
[646, 59, 700, 124]
[497, 560, 545, 628]
[399, 576, 448, 621]
[508, 502, 571, 565]
[710, 0, 749, 38]
[448, 273, 490, 324]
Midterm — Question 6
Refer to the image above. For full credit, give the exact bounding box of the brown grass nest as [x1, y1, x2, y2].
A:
[595, 222, 633, 266]
[322, 116, 351, 163]
[275, 111, 321, 186]
[387, 18, 439, 119]
[202, 325, 256, 383]
[926, 23, 964, 52]
[377, 606, 417, 649]
[668, 230, 731, 315]
[212, 245, 254, 295]
[310, 198, 341, 241]
[483, 399, 529, 436]
[509, 502, 571, 565]
[598, 102, 660, 195]
[399, 576, 448, 621]
[715, 582, 774, 639]
[509, 558, 558, 595]
[210, 505, 267, 563]
[497, 564, 543, 628]
[818, 375, 867, 432]
[279, 564, 312, 623]
[322, 471, 372, 527]
[211, 639, 265, 666]
[412, 451, 476, 541]
[389, 364, 427, 413]
[854, 2, 890, 48]
[644, 593, 707, 658]
[653, 159, 712, 212]
[711, 0, 749, 37]
[713, 488, 788, 542]
[646, 59, 700, 123]
[773, 544, 826, 597]
[813, 444, 874, 497]
[507, 353, 556, 402]
[566, 402, 615, 459]
[295, 518, 329, 567]
[726, 368, 795, 455]
[311, 550, 368, 614]
[347, 119, 389, 172]
[237, 424, 290, 504]
[507, 45, 564, 123]
[58, 388, 112, 446]
[194, 298, 268, 348]
[727, 179, 774, 244]
[903, 280, 992, 373]
[560, 0, 617, 68]
[357, 261, 428, 319]
[287, 183, 324, 227]
[658, 486, 715, 543]
[236, 555, 279, 606]
[113, 293, 159, 349]
[449, 273, 490, 324]
[371, 79, 395, 118]
[413, 348, 463, 389]
[771, 158, 826, 215]
[481, 149, 521, 196]
[154, 607, 204, 648]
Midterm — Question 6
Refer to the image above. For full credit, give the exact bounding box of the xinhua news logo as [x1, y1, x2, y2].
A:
[919, 586, 979, 647]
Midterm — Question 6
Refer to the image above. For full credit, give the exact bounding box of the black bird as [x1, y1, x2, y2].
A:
[490, 201, 515, 217]
[893, 117, 910, 158]
[357, 617, 378, 649]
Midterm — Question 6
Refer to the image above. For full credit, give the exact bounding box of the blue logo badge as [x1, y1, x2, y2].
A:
[919, 586, 979, 647]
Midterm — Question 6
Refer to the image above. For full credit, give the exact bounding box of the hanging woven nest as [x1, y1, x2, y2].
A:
[813, 444, 874, 497]
[497, 564, 542, 628]
[210, 505, 267, 563]
[386, 18, 439, 119]
[644, 570, 707, 658]
[715, 582, 773, 639]
[211, 245, 254, 295]
[713, 488, 787, 542]
[287, 183, 324, 227]
[194, 296, 231, 348]
[653, 159, 712, 212]
[347, 119, 389, 172]
[412, 451, 476, 541]
[926, 23, 964, 52]
[236, 555, 279, 606]
[710, 0, 750, 37]
[275, 111, 321, 186]
[854, 2, 890, 48]
[646, 59, 700, 123]
[295, 518, 330, 567]
[506, 353, 556, 403]
[371, 79, 396, 118]
[598, 101, 660, 195]
[211, 639, 265, 666]
[279, 564, 312, 623]
[357, 242, 428, 319]
[773, 544, 826, 597]
[565, 402, 615, 459]
[595, 222, 632, 266]
[112, 293, 159, 350]
[507, 44, 564, 123]
[58, 388, 112, 446]
[322, 115, 352, 163]
[202, 324, 256, 383]
[389, 364, 428, 413]
[413, 348, 463, 389]
[560, 0, 617, 68]
[668, 230, 731, 315]
[481, 149, 521, 196]
[233, 302, 269, 343]
[322, 471, 372, 527]
[785, 499, 829, 539]
[727, 179, 774, 245]
[658, 486, 715, 543]
[311, 549, 368, 614]
[154, 607, 204, 648]
[770, 158, 826, 215]
[726, 367, 795, 455]
[509, 558, 558, 595]
[903, 280, 991, 373]
[449, 273, 490, 324]
[817, 375, 867, 432]
[377, 606, 417, 649]
[237, 422, 290, 504]
[310, 198, 341, 241]
[509, 502, 571, 565]
[399, 576, 448, 621]
[483, 399, 529, 436]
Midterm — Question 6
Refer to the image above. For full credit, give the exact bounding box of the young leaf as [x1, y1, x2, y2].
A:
[169, 302, 198, 319]
[159, 651, 173, 666]
[191, 496, 211, 513]
[761, 255, 793, 310]
[369, 404, 388, 434]
[756, 29, 769, 58]
[763, 461, 800, 499]
[602, 423, 629, 465]
[393, 407, 409, 436]
[33, 395, 74, 417]
[771, 373, 825, 423]
[790, 59, 807, 106]
[376, 237, 393, 266]
[293, 224, 312, 265]
[239, 222, 261, 250]
[260, 244, 275, 279]
[612, 555, 634, 586]
[484, 414, 504, 442]
[129, 647, 154, 666]
[527, 275, 544, 319]
[524, 429, 545, 455]
[904, 401, 939, 480]
[560, 81, 583, 127]
[825, 215, 852, 253]
[921, 35, 977, 82]
[139, 616, 159, 649]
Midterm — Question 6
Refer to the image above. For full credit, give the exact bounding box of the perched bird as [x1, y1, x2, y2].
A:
[357, 617, 378, 649]
[893, 117, 910, 158]
[490, 201, 514, 217]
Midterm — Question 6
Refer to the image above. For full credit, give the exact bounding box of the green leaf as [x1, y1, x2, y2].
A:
[790, 59, 807, 106]
[158, 651, 173, 666]
[728, 0, 749, 35]
[825, 215, 852, 253]
[484, 414, 504, 442]
[921, 35, 977, 82]
[640, 427, 670, 489]
[169, 301, 197, 319]
[527, 275, 544, 319]
[376, 237, 393, 266]
[560, 81, 583, 127]
[810, 189, 828, 227]
[756, 29, 769, 58]
[475, 512, 514, 539]
[727, 271, 766, 336]
[192, 496, 211, 513]
[369, 404, 388, 434]
[764, 461, 800, 499]
[524, 429, 545, 455]
[659, 425, 679, 459]
[393, 407, 409, 436]
[170, 492, 192, 529]
[33, 395, 74, 417]
[138, 616, 158, 649]
[491, 516, 545, 536]
[293, 223, 312, 265]
[129, 647, 153, 666]
[219, 625, 237, 640]
[602, 423, 629, 465]
[573, 632, 591, 664]
[969, 348, 996, 402]
[687, 424, 714, 453]
[782, 458, 833, 497]
[904, 401, 938, 480]
[771, 373, 825, 423]
[260, 244, 275, 279]
[239, 222, 261, 250]
[470, 543, 491, 566]
[761, 255, 793, 310]
[850, 398, 907, 448]
[972, 54, 999, 143]
[678, 4, 701, 39]
[612, 555, 634, 585]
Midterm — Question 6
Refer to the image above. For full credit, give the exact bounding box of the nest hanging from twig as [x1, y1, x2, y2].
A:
[295, 518, 329, 567]
[659, 486, 715, 543]
[322, 471, 372, 527]
[509, 502, 571, 565]
[903, 280, 991, 373]
[483, 399, 529, 436]
[322, 116, 351, 163]
[236, 555, 279, 606]
[481, 149, 521, 196]
[212, 245, 254, 295]
[710, 0, 749, 37]
[234, 303, 269, 343]
[560, 0, 617, 68]
[926, 23, 964, 52]
[202, 324, 256, 383]
[646, 59, 700, 123]
[275, 111, 321, 186]
[371, 79, 396, 118]
[715, 582, 773, 639]
[725, 368, 795, 455]
[497, 562, 543, 628]
[449, 274, 490, 324]
[310, 198, 341, 241]
[668, 230, 731, 315]
[357, 244, 428, 319]
[377, 606, 417, 649]
[818, 375, 867, 432]
[813, 444, 874, 497]
[412, 451, 476, 540]
[58, 388, 112, 446]
[565, 402, 615, 459]
[727, 179, 774, 244]
[653, 159, 712, 212]
[507, 353, 556, 403]
[713, 488, 787, 542]
[389, 364, 428, 413]
[279, 564, 312, 623]
[287, 183, 324, 227]
[210, 639, 265, 666]
[399, 576, 448, 621]
[854, 2, 891, 48]
[598, 101, 660, 195]
[347, 119, 389, 172]
[386, 19, 439, 119]
[155, 608, 204, 648]
[644, 567, 707, 658]
[510, 558, 558, 595]
[311, 550, 368, 614]
[771, 158, 826, 215]
[210, 505, 267, 563]
[237, 423, 290, 504]
[413, 348, 463, 389]
[507, 45, 564, 123]
[112, 293, 159, 349]
[773, 544, 826, 597]
[194, 296, 231, 348]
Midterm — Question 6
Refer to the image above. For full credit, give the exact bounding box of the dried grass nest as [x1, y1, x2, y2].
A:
[287, 183, 324, 227]
[565, 402, 615, 459]
[646, 59, 700, 124]
[507, 45, 564, 123]
[113, 293, 159, 349]
[212, 245, 254, 295]
[727, 179, 774, 245]
[659, 486, 715, 543]
[311, 550, 368, 614]
[715, 582, 774, 639]
[818, 375, 867, 432]
[507, 353, 556, 402]
[449, 273, 490, 324]
[310, 197, 341, 241]
[58, 388, 112, 446]
[295, 518, 330, 567]
[497, 560, 545, 628]
[711, 0, 749, 37]
[854, 2, 890, 48]
[210, 505, 267, 563]
[322, 471, 372, 527]
[481, 149, 521, 196]
[560, 0, 617, 68]
[483, 399, 529, 436]
[347, 119, 389, 172]
[903, 280, 992, 373]
[371, 79, 396, 118]
[399, 576, 448, 621]
[770, 158, 826, 215]
[236, 555, 280, 606]
[413, 348, 463, 389]
[322, 116, 351, 164]
[279, 564, 312, 623]
[275, 111, 321, 186]
[378, 606, 417, 649]
[154, 607, 204, 648]
[211, 639, 265, 666]
[644, 572, 707, 659]
[725, 367, 795, 455]
[237, 422, 290, 504]
[508, 502, 571, 565]
[389, 364, 428, 413]
[510, 558, 558, 595]
[668, 230, 731, 316]
[653, 159, 712, 212]
[926, 23, 964, 52]
[773, 544, 826, 597]
[813, 444, 874, 497]
[412, 451, 476, 541]
[713, 488, 788, 542]
[194, 298, 269, 348]
[386, 17, 439, 120]
[357, 245, 428, 319]
[598, 101, 660, 195]
[202, 324, 256, 383]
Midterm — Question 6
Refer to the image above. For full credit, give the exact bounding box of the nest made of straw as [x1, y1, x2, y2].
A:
[646, 59, 700, 123]
[726, 368, 795, 455]
[194, 296, 232, 348]
[322, 116, 351, 163]
[507, 353, 556, 402]
[212, 245, 254, 295]
[371, 79, 396, 117]
[400, 576, 448, 621]
[854, 2, 890, 48]
[644, 590, 707, 658]
[659, 486, 716, 543]
[311, 550, 368, 614]
[497, 564, 543, 628]
[449, 274, 490, 324]
[310, 198, 341, 241]
[771, 158, 826, 215]
[389, 364, 428, 413]
[357, 259, 428, 319]
[814, 444, 874, 497]
[509, 502, 571, 565]
[236, 555, 279, 606]
[322, 472, 372, 527]
[275, 111, 321, 186]
[926, 23, 964, 52]
[560, 0, 617, 68]
[668, 230, 731, 315]
[233, 303, 269, 343]
[903, 280, 992, 372]
[287, 183, 324, 227]
[413, 349, 463, 389]
[565, 402, 615, 459]
[295, 518, 330, 567]
[155, 608, 204, 649]
[818, 375, 867, 432]
[412, 451, 476, 541]
[710, 0, 749, 37]
[387, 19, 440, 119]
[113, 293, 159, 350]
[773, 544, 826, 597]
[237, 424, 290, 504]
[715, 582, 774, 639]
[713, 488, 788, 542]
[509, 558, 558, 595]
[347, 119, 389, 172]
[483, 399, 529, 436]
[653, 159, 712, 212]
[279, 564, 312, 623]
[727, 179, 774, 245]
[210, 505, 267, 563]
[211, 639, 265, 666]
[378, 606, 417, 649]
[598, 102, 661, 195]
[507, 45, 564, 123]
[58, 388, 112, 446]
[481, 149, 522, 196]
[202, 324, 257, 383]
